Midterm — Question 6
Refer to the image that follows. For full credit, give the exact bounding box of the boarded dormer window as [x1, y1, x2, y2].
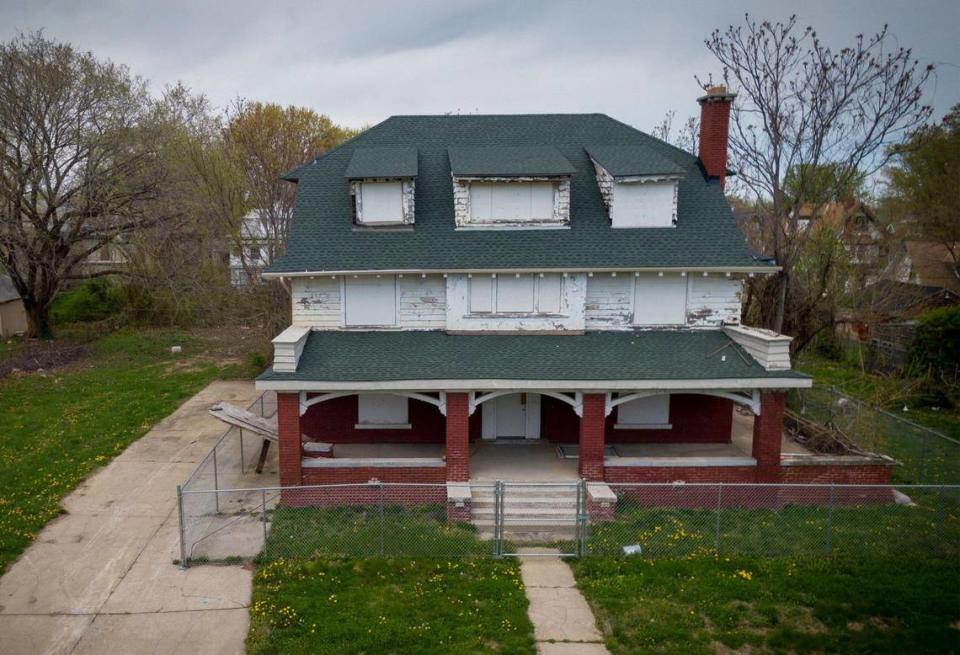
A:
[587, 146, 685, 229]
[344, 147, 418, 227]
[449, 146, 575, 229]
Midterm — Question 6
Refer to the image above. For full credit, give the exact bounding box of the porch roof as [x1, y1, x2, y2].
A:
[257, 330, 810, 388]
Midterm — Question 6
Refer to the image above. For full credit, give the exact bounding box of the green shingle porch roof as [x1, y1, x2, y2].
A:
[267, 114, 772, 274]
[447, 145, 576, 177]
[586, 145, 686, 177]
[343, 147, 419, 179]
[257, 330, 809, 384]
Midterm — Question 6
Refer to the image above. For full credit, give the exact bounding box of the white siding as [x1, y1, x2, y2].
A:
[398, 275, 446, 328]
[292, 277, 342, 328]
[686, 276, 742, 327]
[610, 180, 677, 228]
[496, 275, 536, 313]
[634, 274, 686, 326]
[584, 276, 635, 328]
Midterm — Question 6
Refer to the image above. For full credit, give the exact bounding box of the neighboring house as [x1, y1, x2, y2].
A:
[79, 239, 129, 274]
[0, 275, 28, 338]
[254, 87, 894, 513]
[795, 200, 890, 289]
[230, 211, 277, 287]
[888, 239, 960, 295]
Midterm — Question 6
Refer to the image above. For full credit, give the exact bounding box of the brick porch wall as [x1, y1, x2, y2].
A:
[445, 392, 470, 482]
[276, 392, 302, 487]
[542, 394, 734, 444]
[301, 394, 481, 444]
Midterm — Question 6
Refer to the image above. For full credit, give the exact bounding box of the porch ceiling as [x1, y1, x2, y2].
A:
[257, 330, 810, 389]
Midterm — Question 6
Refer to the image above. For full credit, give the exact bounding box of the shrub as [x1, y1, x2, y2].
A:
[50, 279, 125, 325]
[911, 305, 960, 377]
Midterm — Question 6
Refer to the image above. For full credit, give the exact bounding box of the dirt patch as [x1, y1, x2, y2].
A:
[0, 341, 91, 378]
[778, 606, 828, 634]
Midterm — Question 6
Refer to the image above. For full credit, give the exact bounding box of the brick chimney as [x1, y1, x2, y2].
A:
[697, 85, 736, 188]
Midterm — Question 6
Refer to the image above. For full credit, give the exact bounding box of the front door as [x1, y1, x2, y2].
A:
[495, 393, 526, 437]
[481, 393, 541, 439]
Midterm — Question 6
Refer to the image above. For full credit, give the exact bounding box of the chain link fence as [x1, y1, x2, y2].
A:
[177, 481, 959, 566]
[788, 385, 960, 483]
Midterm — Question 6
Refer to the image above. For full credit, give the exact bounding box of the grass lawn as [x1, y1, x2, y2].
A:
[246, 557, 534, 655]
[797, 350, 960, 441]
[262, 505, 493, 560]
[0, 328, 260, 573]
[572, 555, 960, 655]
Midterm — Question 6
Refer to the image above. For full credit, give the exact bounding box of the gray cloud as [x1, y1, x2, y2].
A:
[1, 0, 957, 132]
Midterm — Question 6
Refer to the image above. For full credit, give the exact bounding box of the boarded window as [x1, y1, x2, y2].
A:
[357, 394, 409, 427]
[470, 182, 554, 222]
[634, 273, 687, 325]
[470, 276, 494, 313]
[359, 182, 403, 224]
[610, 181, 676, 228]
[344, 276, 396, 326]
[537, 275, 563, 313]
[496, 275, 536, 313]
[617, 395, 670, 426]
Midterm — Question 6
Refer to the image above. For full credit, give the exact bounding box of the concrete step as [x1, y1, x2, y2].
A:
[472, 507, 577, 519]
[473, 518, 579, 528]
[472, 497, 579, 508]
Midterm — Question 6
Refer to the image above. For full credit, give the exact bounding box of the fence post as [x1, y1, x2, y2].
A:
[494, 481, 503, 558]
[261, 488, 268, 558]
[239, 429, 245, 475]
[378, 482, 385, 556]
[177, 485, 188, 569]
[212, 447, 220, 514]
[824, 484, 835, 556]
[576, 479, 585, 557]
[918, 434, 929, 483]
[714, 483, 723, 556]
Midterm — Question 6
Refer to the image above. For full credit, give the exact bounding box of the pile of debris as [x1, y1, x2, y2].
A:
[784, 409, 870, 457]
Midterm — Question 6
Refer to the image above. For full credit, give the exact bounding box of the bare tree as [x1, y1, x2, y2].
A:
[0, 33, 177, 337]
[704, 15, 933, 339]
[651, 110, 700, 154]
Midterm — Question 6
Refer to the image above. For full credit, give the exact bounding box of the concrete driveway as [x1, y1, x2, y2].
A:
[0, 380, 259, 655]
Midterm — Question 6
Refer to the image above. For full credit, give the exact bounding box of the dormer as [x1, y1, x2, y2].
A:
[587, 146, 685, 228]
[344, 147, 418, 227]
[448, 146, 575, 229]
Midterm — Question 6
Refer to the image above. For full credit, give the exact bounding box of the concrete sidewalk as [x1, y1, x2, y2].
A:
[0, 380, 259, 655]
[518, 549, 611, 655]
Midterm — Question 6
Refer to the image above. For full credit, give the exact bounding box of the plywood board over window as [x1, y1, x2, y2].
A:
[359, 182, 403, 224]
[344, 276, 397, 326]
[496, 275, 536, 313]
[356, 393, 410, 429]
[470, 182, 554, 222]
[634, 274, 687, 325]
[616, 394, 671, 429]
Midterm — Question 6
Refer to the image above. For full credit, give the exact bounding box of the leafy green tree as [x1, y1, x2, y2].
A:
[884, 106, 960, 283]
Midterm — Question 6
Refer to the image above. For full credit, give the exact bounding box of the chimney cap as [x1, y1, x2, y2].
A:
[697, 85, 736, 104]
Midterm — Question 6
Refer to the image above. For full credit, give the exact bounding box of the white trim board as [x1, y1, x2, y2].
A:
[258, 377, 812, 392]
[265, 265, 781, 279]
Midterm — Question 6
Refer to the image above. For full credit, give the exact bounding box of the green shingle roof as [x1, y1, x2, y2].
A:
[447, 145, 576, 177]
[257, 330, 808, 383]
[586, 145, 686, 177]
[343, 147, 418, 179]
[269, 114, 770, 273]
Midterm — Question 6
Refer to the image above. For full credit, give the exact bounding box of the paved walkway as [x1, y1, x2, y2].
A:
[0, 380, 259, 655]
[518, 549, 611, 655]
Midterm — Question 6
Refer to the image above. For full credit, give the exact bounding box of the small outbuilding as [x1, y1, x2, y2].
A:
[0, 275, 28, 338]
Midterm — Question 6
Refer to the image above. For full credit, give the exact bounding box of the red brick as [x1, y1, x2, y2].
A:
[276, 392, 303, 486]
[752, 391, 785, 482]
[445, 392, 470, 482]
[698, 89, 734, 188]
[579, 393, 606, 480]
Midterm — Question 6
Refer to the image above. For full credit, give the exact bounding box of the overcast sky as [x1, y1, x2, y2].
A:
[2, 0, 958, 133]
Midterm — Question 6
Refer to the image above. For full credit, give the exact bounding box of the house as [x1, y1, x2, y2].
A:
[254, 87, 894, 515]
[230, 211, 277, 287]
[0, 275, 28, 338]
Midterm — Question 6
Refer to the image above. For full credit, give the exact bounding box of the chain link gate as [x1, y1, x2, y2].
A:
[491, 480, 587, 557]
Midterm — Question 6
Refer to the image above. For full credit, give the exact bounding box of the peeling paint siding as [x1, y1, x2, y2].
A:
[292, 278, 342, 328]
[453, 177, 571, 228]
[686, 276, 742, 327]
[293, 275, 445, 329]
[398, 275, 446, 328]
[584, 276, 634, 328]
[446, 273, 586, 332]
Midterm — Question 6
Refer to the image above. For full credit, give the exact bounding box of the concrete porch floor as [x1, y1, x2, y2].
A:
[470, 441, 580, 481]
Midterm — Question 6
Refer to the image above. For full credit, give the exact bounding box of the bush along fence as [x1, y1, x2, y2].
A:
[176, 481, 960, 567]
[788, 385, 960, 483]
